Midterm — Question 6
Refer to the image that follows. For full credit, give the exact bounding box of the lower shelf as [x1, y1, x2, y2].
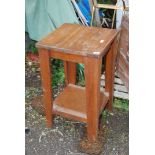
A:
[53, 84, 109, 123]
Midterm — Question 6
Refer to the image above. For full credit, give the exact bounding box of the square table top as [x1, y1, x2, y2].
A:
[36, 24, 119, 58]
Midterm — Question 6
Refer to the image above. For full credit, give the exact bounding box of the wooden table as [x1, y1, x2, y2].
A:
[36, 24, 119, 141]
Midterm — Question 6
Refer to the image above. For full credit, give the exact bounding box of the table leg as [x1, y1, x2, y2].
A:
[85, 57, 102, 141]
[39, 49, 53, 128]
[105, 39, 117, 111]
[64, 61, 76, 85]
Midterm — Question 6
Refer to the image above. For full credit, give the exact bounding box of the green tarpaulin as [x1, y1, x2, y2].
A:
[25, 0, 79, 41]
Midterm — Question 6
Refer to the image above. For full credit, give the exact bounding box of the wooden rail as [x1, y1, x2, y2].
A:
[95, 4, 129, 11]
[101, 73, 129, 100]
[90, 0, 129, 28]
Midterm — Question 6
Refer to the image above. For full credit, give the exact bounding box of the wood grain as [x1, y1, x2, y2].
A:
[53, 84, 108, 123]
[105, 38, 118, 111]
[36, 24, 118, 141]
[36, 24, 118, 58]
[64, 61, 77, 85]
[84, 57, 102, 141]
[39, 49, 53, 127]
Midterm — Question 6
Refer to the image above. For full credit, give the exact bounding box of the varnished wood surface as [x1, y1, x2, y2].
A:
[64, 61, 77, 85]
[105, 38, 118, 111]
[53, 84, 108, 123]
[38, 49, 53, 128]
[36, 24, 118, 58]
[84, 57, 103, 141]
[37, 23, 118, 141]
[50, 50, 84, 63]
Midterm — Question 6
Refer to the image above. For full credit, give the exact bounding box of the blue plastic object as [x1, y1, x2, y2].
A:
[77, 0, 91, 25]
